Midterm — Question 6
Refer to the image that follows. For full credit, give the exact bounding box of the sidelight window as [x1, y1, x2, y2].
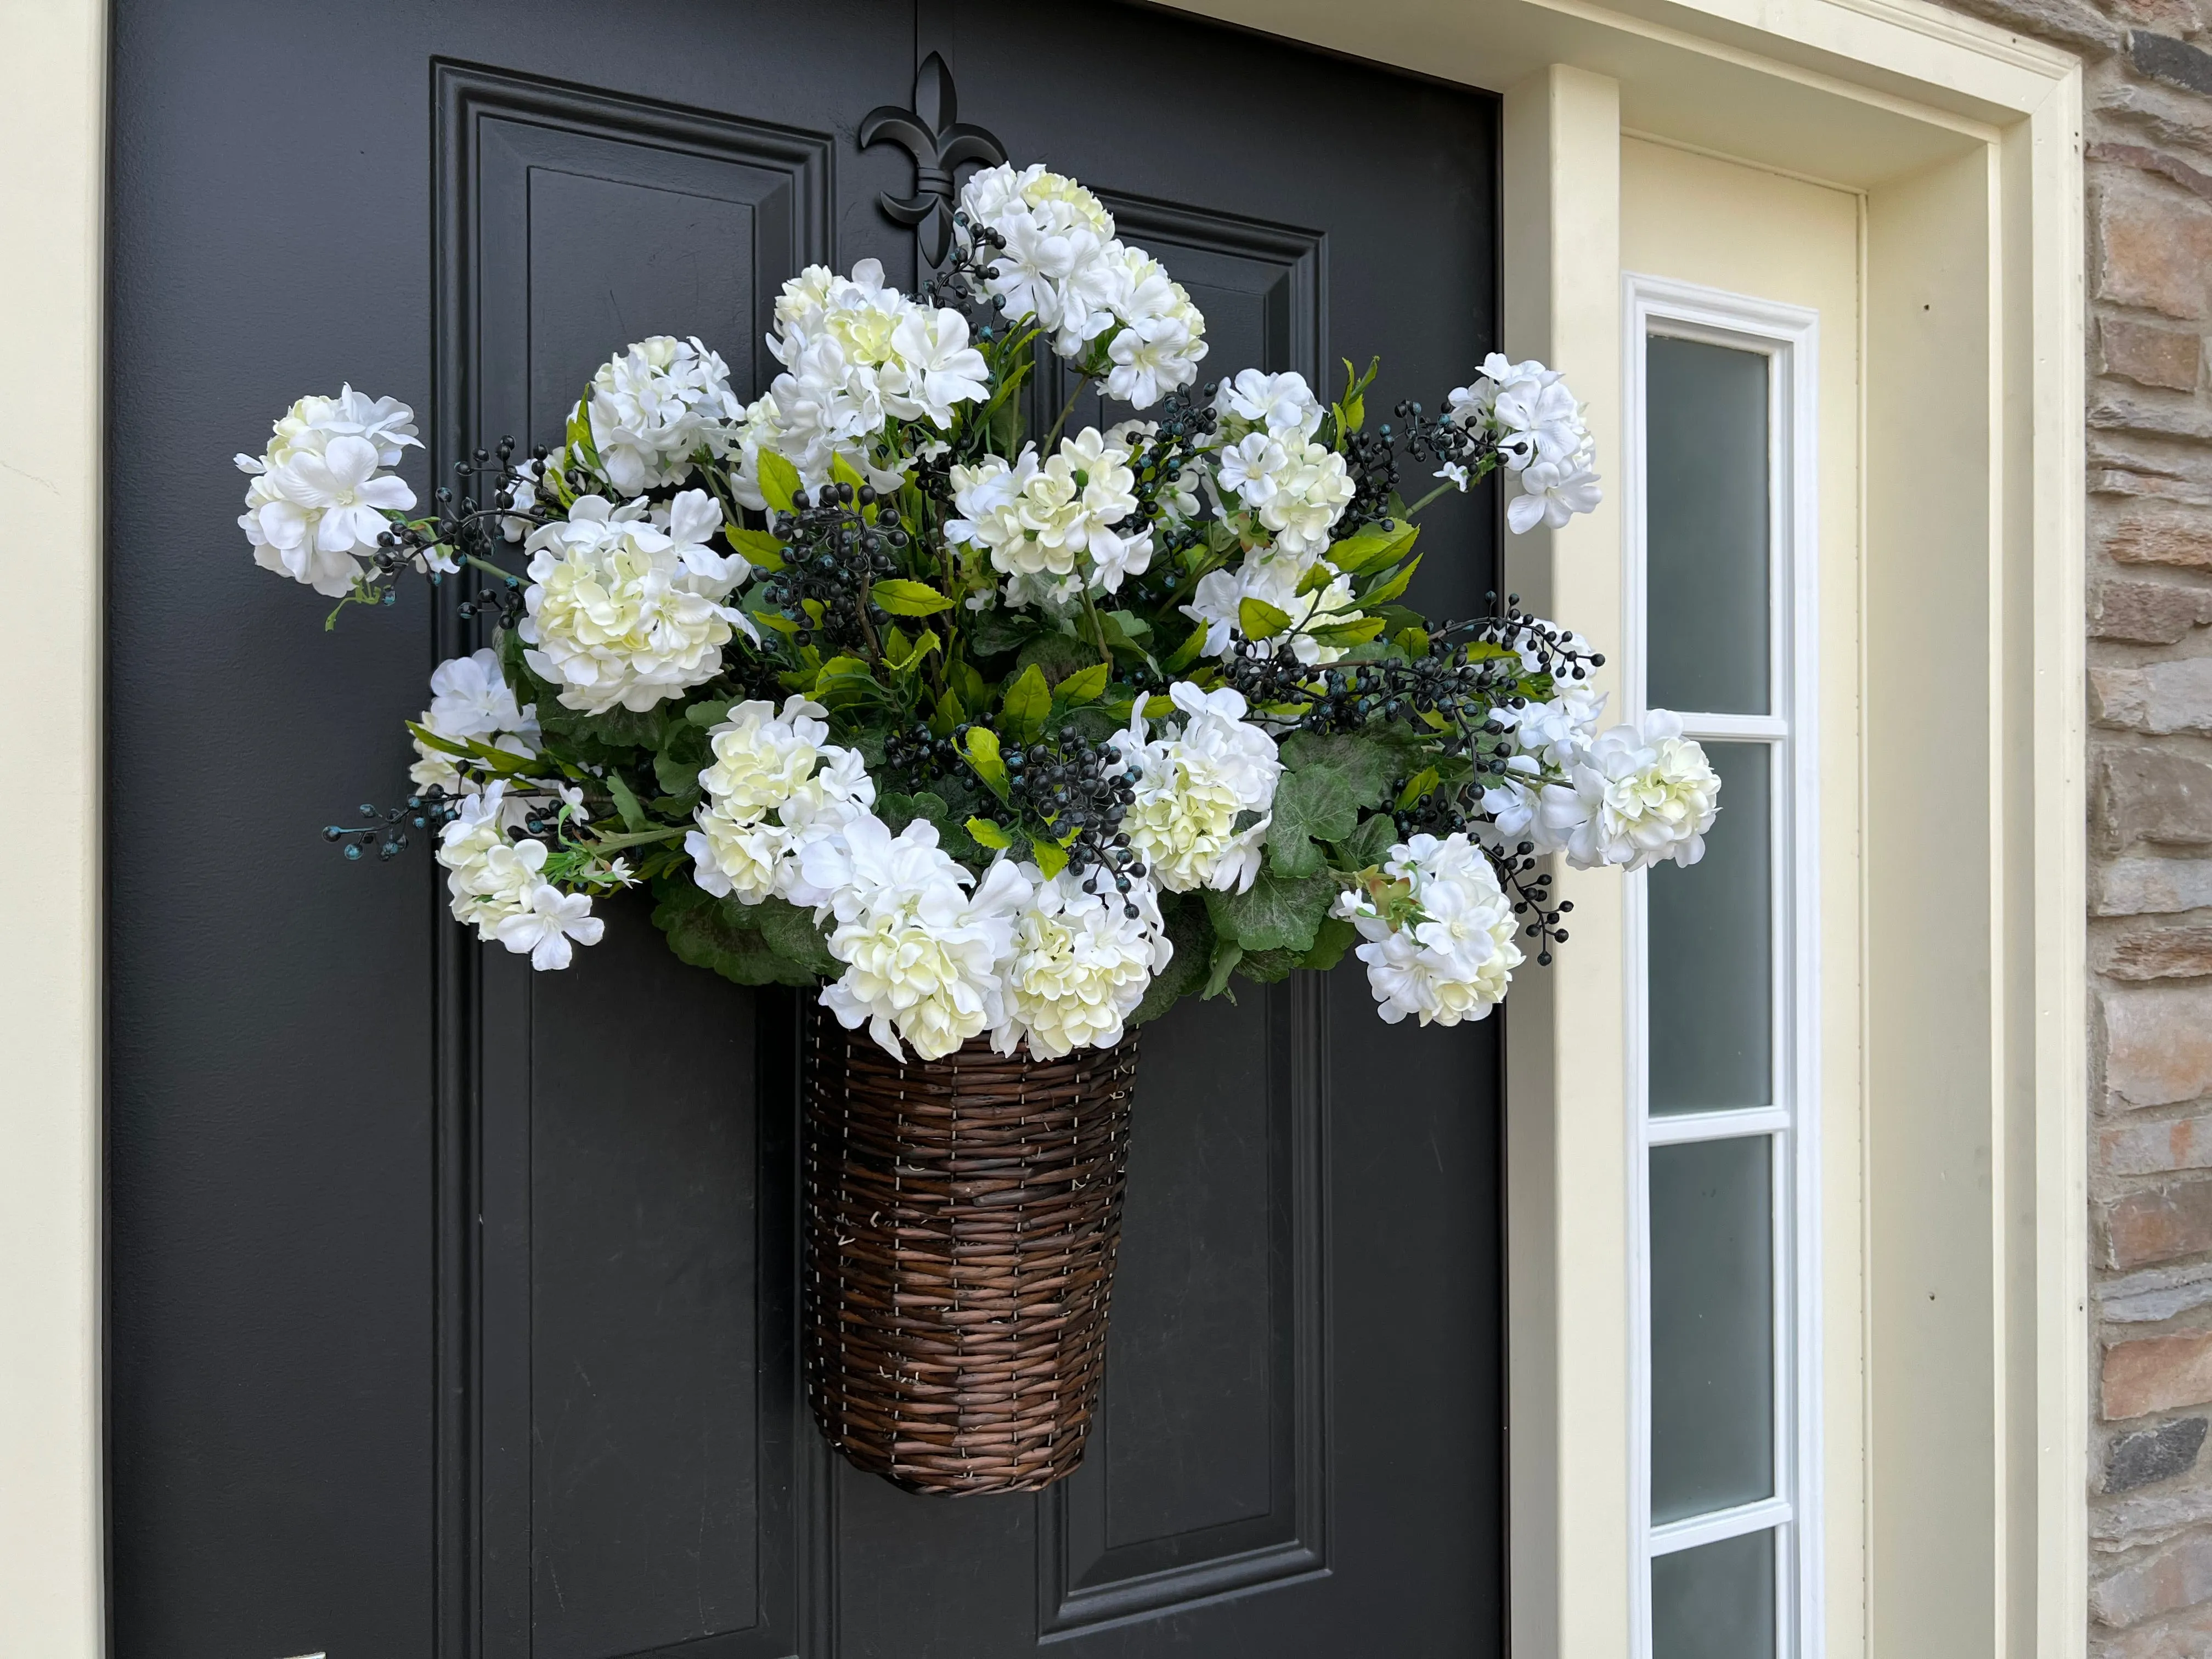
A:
[1625, 278, 1822, 1659]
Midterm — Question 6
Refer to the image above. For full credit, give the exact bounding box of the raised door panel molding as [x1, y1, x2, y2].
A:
[433, 60, 830, 1659]
[1036, 973, 1330, 1634]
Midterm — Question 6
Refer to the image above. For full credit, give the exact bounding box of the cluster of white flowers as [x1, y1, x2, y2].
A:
[407, 648, 541, 797]
[235, 387, 427, 596]
[957, 163, 1207, 405]
[1183, 554, 1364, 667]
[995, 869, 1173, 1059]
[1441, 353, 1603, 533]
[1539, 708, 1722, 871]
[729, 259, 990, 505]
[1208, 370, 1356, 556]
[686, 697, 877, 904]
[1334, 833, 1522, 1026]
[946, 425, 1151, 605]
[435, 783, 608, 972]
[518, 490, 758, 714]
[1110, 683, 1283, 894]
[584, 335, 744, 494]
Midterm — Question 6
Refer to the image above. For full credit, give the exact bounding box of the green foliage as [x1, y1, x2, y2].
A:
[1129, 894, 1213, 1025]
[651, 880, 820, 988]
[999, 663, 1053, 743]
[871, 578, 953, 617]
[755, 450, 801, 512]
[1203, 871, 1338, 955]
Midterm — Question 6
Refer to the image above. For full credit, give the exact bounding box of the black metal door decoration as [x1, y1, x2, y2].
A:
[859, 52, 1007, 267]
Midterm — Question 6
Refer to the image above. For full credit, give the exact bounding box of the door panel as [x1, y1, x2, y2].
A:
[106, 4, 1504, 1656]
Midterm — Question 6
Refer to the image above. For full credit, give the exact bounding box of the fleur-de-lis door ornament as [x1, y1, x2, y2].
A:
[859, 52, 1008, 268]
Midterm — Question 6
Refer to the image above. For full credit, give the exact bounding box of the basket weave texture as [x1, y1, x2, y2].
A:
[802, 1007, 1139, 1494]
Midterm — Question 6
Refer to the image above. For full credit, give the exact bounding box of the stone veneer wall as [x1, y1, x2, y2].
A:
[1926, 0, 2212, 1645]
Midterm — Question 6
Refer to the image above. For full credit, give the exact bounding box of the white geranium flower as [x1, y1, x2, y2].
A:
[1543, 709, 1720, 871]
[1338, 833, 1522, 1025]
[1214, 369, 1324, 443]
[239, 430, 418, 597]
[880, 305, 991, 428]
[494, 882, 606, 972]
[1209, 421, 1353, 557]
[946, 426, 1151, 598]
[235, 385, 421, 475]
[1508, 452, 1605, 533]
[1110, 682, 1282, 894]
[1183, 552, 1362, 667]
[436, 783, 534, 930]
[686, 696, 876, 904]
[519, 490, 756, 715]
[586, 336, 743, 494]
[1444, 354, 1604, 533]
[804, 816, 1035, 1060]
[407, 649, 541, 794]
[957, 162, 1126, 349]
[1100, 246, 1207, 407]
[992, 868, 1173, 1059]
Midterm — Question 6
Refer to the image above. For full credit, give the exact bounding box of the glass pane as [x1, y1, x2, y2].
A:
[1649, 742, 1773, 1113]
[1646, 335, 1771, 715]
[1650, 1135, 1775, 1521]
[1652, 1527, 1778, 1659]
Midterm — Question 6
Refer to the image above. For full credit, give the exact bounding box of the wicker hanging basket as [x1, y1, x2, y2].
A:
[800, 1006, 1139, 1494]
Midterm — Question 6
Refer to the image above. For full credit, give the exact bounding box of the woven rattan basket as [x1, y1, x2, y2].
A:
[800, 1007, 1139, 1494]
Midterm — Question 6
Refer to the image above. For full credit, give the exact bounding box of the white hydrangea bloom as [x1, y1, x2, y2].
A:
[1213, 369, 1325, 444]
[946, 426, 1152, 600]
[1101, 246, 1207, 407]
[237, 394, 421, 596]
[1442, 353, 1603, 532]
[880, 306, 991, 428]
[1475, 681, 1607, 847]
[685, 696, 877, 905]
[436, 785, 533, 926]
[1183, 552, 1362, 667]
[1110, 682, 1283, 894]
[519, 490, 757, 715]
[802, 816, 1035, 1060]
[992, 869, 1173, 1059]
[585, 336, 743, 495]
[1337, 833, 1522, 1026]
[1541, 709, 1720, 871]
[407, 648, 540, 794]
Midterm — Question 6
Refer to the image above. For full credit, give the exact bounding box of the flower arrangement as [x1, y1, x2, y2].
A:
[241, 161, 1718, 1063]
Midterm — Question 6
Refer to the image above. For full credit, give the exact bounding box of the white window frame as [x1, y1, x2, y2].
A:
[1621, 273, 1823, 1659]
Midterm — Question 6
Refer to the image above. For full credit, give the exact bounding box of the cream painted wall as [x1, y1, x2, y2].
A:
[1618, 135, 1868, 1657]
[0, 3, 106, 1658]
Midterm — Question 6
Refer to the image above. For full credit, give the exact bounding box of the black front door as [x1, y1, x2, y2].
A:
[107, 5, 1504, 1655]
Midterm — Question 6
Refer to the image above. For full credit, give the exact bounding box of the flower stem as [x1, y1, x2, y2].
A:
[1080, 585, 1114, 665]
[462, 553, 521, 584]
[579, 825, 688, 853]
[1043, 380, 1087, 452]
[1400, 481, 1460, 520]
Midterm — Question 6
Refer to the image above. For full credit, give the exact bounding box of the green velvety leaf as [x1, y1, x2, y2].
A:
[1232, 946, 1298, 984]
[1203, 871, 1338, 955]
[1297, 914, 1358, 972]
[753, 894, 839, 976]
[1014, 631, 1096, 690]
[1267, 761, 1363, 879]
[871, 578, 954, 617]
[1278, 729, 1418, 808]
[755, 449, 802, 514]
[967, 610, 1036, 659]
[683, 697, 734, 730]
[905, 791, 981, 862]
[606, 770, 648, 833]
[1239, 596, 1293, 640]
[651, 882, 818, 988]
[1129, 894, 1213, 1026]
[1334, 812, 1400, 868]
[1000, 663, 1052, 744]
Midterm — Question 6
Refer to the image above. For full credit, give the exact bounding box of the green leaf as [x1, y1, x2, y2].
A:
[1325, 518, 1419, 575]
[1000, 663, 1052, 744]
[812, 653, 878, 707]
[1267, 763, 1364, 879]
[1396, 766, 1440, 810]
[1232, 946, 1299, 984]
[1297, 915, 1358, 972]
[883, 627, 941, 675]
[961, 726, 1011, 800]
[1162, 620, 1210, 673]
[1203, 871, 1339, 955]
[684, 698, 735, 730]
[967, 610, 1036, 659]
[1295, 560, 1336, 596]
[966, 816, 1013, 850]
[1306, 615, 1387, 647]
[830, 450, 868, 494]
[651, 882, 818, 988]
[1031, 837, 1069, 879]
[756, 449, 802, 514]
[1358, 552, 1423, 607]
[1278, 730, 1419, 806]
[930, 685, 965, 737]
[871, 578, 954, 617]
[606, 770, 648, 833]
[1014, 631, 1096, 689]
[1051, 661, 1110, 708]
[1238, 596, 1293, 640]
[1200, 936, 1244, 1002]
[1130, 894, 1213, 1025]
[1334, 812, 1400, 868]
[726, 526, 786, 572]
[753, 894, 839, 977]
